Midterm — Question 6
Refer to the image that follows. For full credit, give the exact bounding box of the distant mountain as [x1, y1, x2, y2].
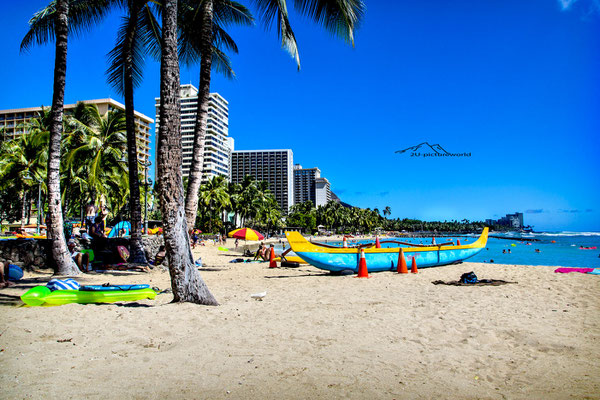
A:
[395, 142, 450, 155]
[331, 192, 353, 208]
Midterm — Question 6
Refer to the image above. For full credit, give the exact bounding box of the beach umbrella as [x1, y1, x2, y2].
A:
[228, 228, 264, 241]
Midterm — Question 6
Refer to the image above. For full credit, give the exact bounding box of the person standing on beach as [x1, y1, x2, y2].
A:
[85, 202, 97, 232]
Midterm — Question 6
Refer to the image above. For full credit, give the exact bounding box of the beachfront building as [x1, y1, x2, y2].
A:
[155, 84, 232, 182]
[293, 164, 332, 207]
[0, 99, 152, 166]
[486, 212, 524, 229]
[315, 177, 332, 206]
[231, 149, 294, 213]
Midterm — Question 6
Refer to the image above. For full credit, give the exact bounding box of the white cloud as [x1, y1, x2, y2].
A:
[559, 0, 578, 9]
[558, 0, 600, 12]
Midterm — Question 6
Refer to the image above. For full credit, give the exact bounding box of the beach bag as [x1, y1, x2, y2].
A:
[46, 278, 80, 291]
[459, 272, 478, 284]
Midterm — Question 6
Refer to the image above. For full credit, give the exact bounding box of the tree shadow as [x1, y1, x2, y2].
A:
[0, 292, 23, 306]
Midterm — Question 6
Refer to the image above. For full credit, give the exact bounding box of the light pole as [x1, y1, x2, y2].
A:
[140, 160, 152, 234]
[23, 174, 42, 235]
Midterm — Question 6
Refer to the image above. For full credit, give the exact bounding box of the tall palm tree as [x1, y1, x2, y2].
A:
[20, 0, 108, 275]
[183, 0, 365, 231]
[180, 0, 252, 231]
[106, 0, 161, 263]
[383, 206, 391, 217]
[157, 0, 217, 304]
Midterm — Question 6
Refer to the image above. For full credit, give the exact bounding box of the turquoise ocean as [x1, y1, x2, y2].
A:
[278, 232, 600, 269]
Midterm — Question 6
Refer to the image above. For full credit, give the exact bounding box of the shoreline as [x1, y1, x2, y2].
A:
[1, 240, 598, 399]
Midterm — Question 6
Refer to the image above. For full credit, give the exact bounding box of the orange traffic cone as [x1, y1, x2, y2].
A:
[375, 236, 381, 248]
[432, 237, 436, 245]
[410, 256, 418, 273]
[356, 248, 369, 278]
[397, 248, 408, 274]
[457, 239, 461, 246]
[343, 237, 348, 248]
[269, 247, 278, 268]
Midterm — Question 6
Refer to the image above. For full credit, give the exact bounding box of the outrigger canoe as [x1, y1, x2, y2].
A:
[285, 228, 489, 273]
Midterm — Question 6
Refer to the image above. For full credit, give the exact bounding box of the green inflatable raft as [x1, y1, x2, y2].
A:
[21, 285, 157, 306]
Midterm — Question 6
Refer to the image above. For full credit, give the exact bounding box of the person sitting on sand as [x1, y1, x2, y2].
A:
[68, 240, 90, 273]
[254, 243, 269, 261]
[149, 245, 166, 266]
[0, 262, 15, 288]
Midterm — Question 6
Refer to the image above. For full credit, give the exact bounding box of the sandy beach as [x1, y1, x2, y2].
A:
[1, 238, 599, 399]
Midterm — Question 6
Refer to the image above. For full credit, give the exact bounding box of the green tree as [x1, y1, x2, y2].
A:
[198, 175, 230, 232]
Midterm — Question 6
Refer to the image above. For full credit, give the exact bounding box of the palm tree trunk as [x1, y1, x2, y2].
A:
[48, 0, 79, 276]
[158, 0, 217, 305]
[124, 1, 147, 264]
[184, 0, 213, 231]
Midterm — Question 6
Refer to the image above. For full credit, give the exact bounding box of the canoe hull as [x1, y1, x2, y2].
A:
[296, 247, 483, 272]
[286, 228, 489, 273]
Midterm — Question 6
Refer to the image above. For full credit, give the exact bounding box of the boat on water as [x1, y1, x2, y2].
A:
[285, 228, 489, 273]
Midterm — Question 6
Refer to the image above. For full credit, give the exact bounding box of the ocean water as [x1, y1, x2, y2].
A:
[277, 232, 600, 269]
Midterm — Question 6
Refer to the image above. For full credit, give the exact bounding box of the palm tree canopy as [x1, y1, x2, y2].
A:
[251, 0, 365, 68]
[20, 0, 114, 51]
[178, 0, 254, 79]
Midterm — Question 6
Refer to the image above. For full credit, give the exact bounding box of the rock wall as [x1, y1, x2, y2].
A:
[0, 235, 165, 271]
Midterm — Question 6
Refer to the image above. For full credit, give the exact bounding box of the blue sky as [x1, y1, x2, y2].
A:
[1, 0, 598, 231]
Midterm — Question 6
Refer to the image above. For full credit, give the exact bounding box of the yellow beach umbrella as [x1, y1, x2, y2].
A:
[228, 228, 265, 241]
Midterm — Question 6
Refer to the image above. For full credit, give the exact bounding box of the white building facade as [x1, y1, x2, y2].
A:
[155, 84, 232, 182]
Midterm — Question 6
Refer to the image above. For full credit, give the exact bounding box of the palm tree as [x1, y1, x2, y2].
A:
[383, 206, 391, 217]
[180, 0, 252, 231]
[157, 0, 217, 304]
[198, 175, 230, 232]
[183, 0, 365, 232]
[20, 0, 111, 275]
[0, 131, 47, 230]
[64, 104, 128, 214]
[106, 0, 161, 263]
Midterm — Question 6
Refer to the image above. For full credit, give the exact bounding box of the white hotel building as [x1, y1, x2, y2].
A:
[155, 84, 233, 182]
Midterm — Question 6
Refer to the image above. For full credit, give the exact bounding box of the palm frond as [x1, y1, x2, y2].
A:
[213, 0, 254, 27]
[291, 0, 364, 46]
[106, 13, 146, 95]
[212, 47, 235, 79]
[251, 0, 300, 68]
[139, 2, 162, 61]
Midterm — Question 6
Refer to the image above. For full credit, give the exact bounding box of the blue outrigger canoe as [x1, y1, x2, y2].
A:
[285, 228, 489, 273]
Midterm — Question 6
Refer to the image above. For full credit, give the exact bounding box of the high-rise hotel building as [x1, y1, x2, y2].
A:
[0, 99, 152, 165]
[294, 164, 332, 207]
[155, 84, 232, 182]
[231, 150, 294, 213]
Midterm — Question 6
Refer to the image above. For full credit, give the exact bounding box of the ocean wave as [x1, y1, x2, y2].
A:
[533, 232, 600, 237]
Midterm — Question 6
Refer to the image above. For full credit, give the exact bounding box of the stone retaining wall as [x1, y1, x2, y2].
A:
[0, 236, 165, 271]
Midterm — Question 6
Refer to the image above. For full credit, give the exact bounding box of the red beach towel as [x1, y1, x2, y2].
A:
[554, 268, 594, 274]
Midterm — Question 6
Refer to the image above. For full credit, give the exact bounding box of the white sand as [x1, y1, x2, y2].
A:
[1, 238, 599, 399]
